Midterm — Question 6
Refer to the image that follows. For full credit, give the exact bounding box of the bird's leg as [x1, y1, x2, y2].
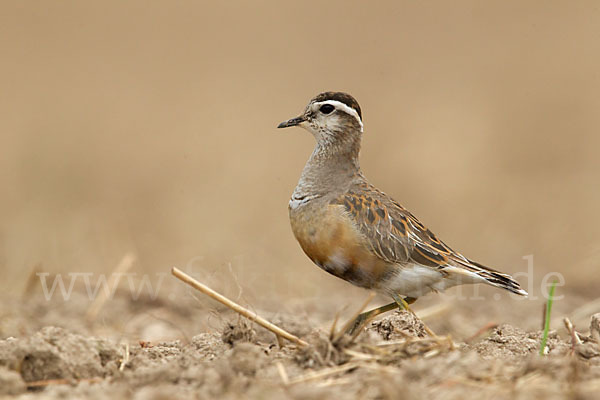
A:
[391, 293, 416, 309]
[346, 301, 399, 336]
[391, 293, 437, 337]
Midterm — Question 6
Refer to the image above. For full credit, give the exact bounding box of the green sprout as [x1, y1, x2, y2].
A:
[539, 280, 558, 356]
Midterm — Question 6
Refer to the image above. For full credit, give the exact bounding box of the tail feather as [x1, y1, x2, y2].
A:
[450, 258, 528, 296]
[468, 260, 528, 296]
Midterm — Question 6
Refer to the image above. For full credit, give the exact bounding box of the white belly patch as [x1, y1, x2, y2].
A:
[383, 264, 447, 298]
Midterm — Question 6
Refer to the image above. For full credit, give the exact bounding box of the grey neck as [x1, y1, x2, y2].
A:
[292, 138, 362, 199]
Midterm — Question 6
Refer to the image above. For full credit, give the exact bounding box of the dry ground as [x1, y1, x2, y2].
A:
[2, 1, 600, 399]
[1, 281, 599, 399]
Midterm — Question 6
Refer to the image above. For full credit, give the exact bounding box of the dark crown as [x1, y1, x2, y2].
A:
[311, 92, 362, 120]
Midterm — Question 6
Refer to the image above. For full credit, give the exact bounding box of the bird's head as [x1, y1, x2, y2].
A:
[278, 92, 363, 146]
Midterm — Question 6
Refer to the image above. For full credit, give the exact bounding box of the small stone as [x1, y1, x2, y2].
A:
[0, 367, 26, 395]
[576, 342, 600, 359]
[590, 313, 600, 343]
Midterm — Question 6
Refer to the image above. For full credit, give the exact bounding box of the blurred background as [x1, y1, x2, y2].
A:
[1, 1, 599, 339]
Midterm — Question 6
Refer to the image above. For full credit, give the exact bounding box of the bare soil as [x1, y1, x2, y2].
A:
[1, 291, 599, 400]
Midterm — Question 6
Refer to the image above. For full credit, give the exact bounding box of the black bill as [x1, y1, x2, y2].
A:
[277, 116, 306, 129]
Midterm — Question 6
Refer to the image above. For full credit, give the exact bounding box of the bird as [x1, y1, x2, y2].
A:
[277, 91, 527, 334]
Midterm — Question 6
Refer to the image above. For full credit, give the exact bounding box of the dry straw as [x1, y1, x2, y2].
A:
[171, 267, 308, 347]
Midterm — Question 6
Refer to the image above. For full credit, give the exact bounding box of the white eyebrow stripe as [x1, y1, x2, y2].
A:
[314, 100, 363, 132]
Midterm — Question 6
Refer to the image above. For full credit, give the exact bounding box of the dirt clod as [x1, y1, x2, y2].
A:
[474, 324, 569, 359]
[229, 342, 267, 376]
[0, 326, 121, 383]
[576, 342, 600, 359]
[367, 309, 427, 340]
[0, 366, 26, 395]
[221, 319, 257, 345]
[590, 313, 600, 343]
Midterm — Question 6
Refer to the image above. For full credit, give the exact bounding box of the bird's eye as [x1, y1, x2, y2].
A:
[319, 104, 335, 114]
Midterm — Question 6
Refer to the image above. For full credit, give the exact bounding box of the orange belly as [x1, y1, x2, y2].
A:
[289, 203, 390, 289]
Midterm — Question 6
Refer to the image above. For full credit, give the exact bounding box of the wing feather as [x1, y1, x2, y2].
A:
[333, 181, 527, 296]
[334, 182, 452, 268]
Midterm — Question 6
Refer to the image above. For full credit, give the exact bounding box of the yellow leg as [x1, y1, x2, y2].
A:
[346, 296, 418, 336]
[346, 302, 398, 335]
[391, 293, 437, 337]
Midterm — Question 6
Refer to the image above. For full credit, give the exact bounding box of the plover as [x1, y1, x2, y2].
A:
[278, 92, 527, 334]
